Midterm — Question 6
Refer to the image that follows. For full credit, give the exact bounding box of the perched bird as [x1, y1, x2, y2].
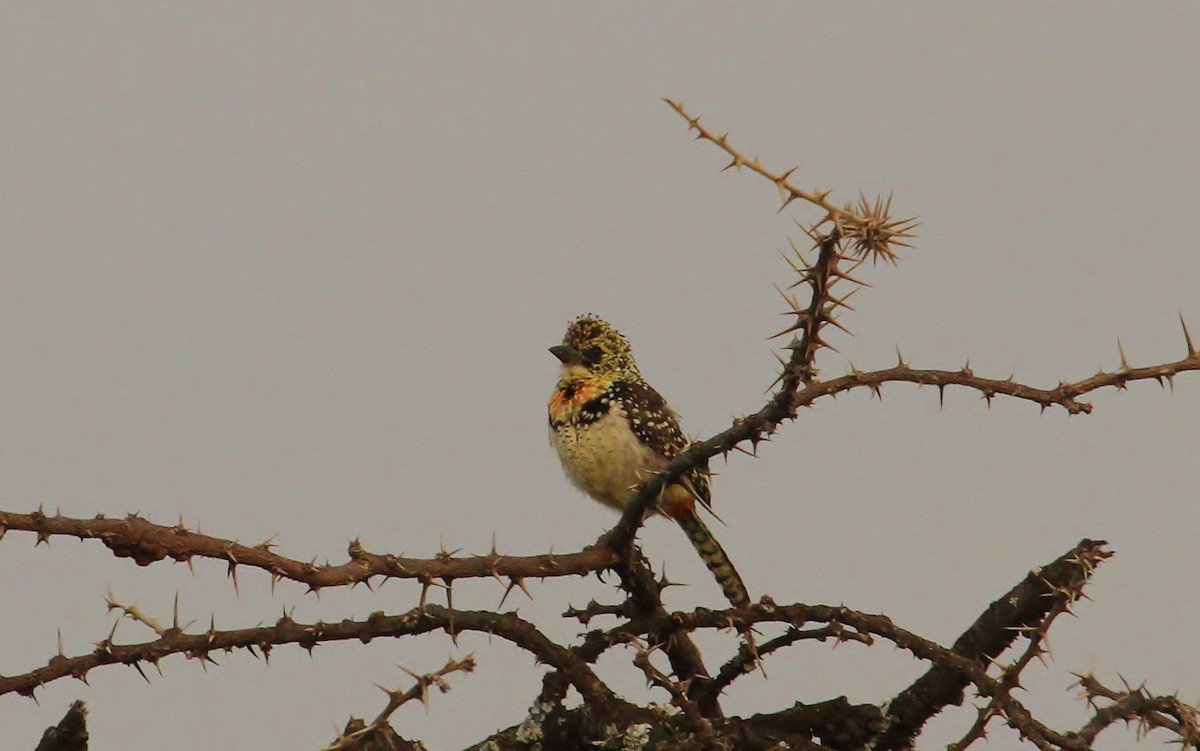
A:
[547, 314, 749, 608]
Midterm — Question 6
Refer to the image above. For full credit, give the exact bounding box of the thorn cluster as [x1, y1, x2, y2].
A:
[665, 98, 917, 263]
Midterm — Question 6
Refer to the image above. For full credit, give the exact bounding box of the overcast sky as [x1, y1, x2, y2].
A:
[1, 4, 1197, 749]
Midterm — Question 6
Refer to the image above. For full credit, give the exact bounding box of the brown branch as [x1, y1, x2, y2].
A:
[322, 655, 476, 751]
[947, 590, 1077, 751]
[627, 638, 715, 737]
[659, 603, 992, 681]
[0, 509, 617, 589]
[803, 342, 1200, 415]
[8, 102, 1195, 751]
[1073, 674, 1200, 748]
[0, 605, 615, 712]
[33, 700, 88, 751]
[873, 539, 1111, 751]
[746, 697, 884, 751]
[664, 98, 917, 261]
[591, 543, 1110, 750]
[701, 622, 873, 707]
[608, 548, 720, 718]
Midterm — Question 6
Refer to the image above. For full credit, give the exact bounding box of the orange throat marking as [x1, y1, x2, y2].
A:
[549, 378, 606, 423]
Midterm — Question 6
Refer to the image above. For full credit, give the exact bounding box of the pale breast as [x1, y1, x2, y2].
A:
[550, 405, 667, 512]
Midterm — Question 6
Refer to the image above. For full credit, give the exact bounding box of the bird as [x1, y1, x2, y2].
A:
[547, 314, 750, 608]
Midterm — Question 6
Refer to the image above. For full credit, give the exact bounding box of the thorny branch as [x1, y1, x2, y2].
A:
[605, 102, 1199, 573]
[7, 541, 1139, 751]
[321, 656, 477, 751]
[8, 100, 1199, 750]
[0, 509, 618, 592]
[875, 539, 1112, 751]
[1, 604, 615, 713]
[1073, 674, 1200, 747]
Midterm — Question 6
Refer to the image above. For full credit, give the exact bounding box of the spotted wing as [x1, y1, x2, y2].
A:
[607, 379, 713, 511]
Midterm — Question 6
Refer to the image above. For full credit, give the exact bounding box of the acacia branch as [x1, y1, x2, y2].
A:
[0, 605, 615, 711]
[9, 101, 1198, 751]
[804, 337, 1200, 415]
[947, 590, 1078, 751]
[702, 622, 873, 708]
[0, 510, 617, 590]
[1073, 674, 1200, 748]
[322, 655, 477, 751]
[874, 539, 1111, 750]
[664, 98, 917, 260]
[607, 547, 719, 717]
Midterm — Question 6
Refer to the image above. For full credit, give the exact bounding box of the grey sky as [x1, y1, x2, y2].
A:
[1, 4, 1197, 749]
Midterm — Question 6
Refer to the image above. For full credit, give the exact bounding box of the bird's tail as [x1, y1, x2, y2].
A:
[673, 509, 750, 608]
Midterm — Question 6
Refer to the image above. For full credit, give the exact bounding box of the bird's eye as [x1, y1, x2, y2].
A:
[583, 346, 604, 365]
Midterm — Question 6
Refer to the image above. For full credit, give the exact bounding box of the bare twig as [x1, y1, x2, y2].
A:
[1073, 674, 1200, 748]
[322, 655, 476, 751]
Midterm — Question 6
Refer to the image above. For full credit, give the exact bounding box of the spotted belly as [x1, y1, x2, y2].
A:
[549, 408, 667, 512]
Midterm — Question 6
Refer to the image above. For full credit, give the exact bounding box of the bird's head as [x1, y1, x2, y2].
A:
[550, 314, 640, 378]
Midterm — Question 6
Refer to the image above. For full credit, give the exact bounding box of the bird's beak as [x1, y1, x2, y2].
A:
[549, 344, 584, 365]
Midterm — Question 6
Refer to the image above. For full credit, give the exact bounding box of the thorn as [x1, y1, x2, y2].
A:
[255, 533, 279, 553]
[826, 290, 858, 312]
[825, 316, 853, 336]
[785, 238, 813, 269]
[1116, 338, 1131, 372]
[938, 384, 946, 409]
[830, 268, 871, 289]
[798, 222, 822, 243]
[507, 576, 533, 605]
[895, 345, 908, 368]
[1181, 313, 1196, 356]
[173, 593, 181, 631]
